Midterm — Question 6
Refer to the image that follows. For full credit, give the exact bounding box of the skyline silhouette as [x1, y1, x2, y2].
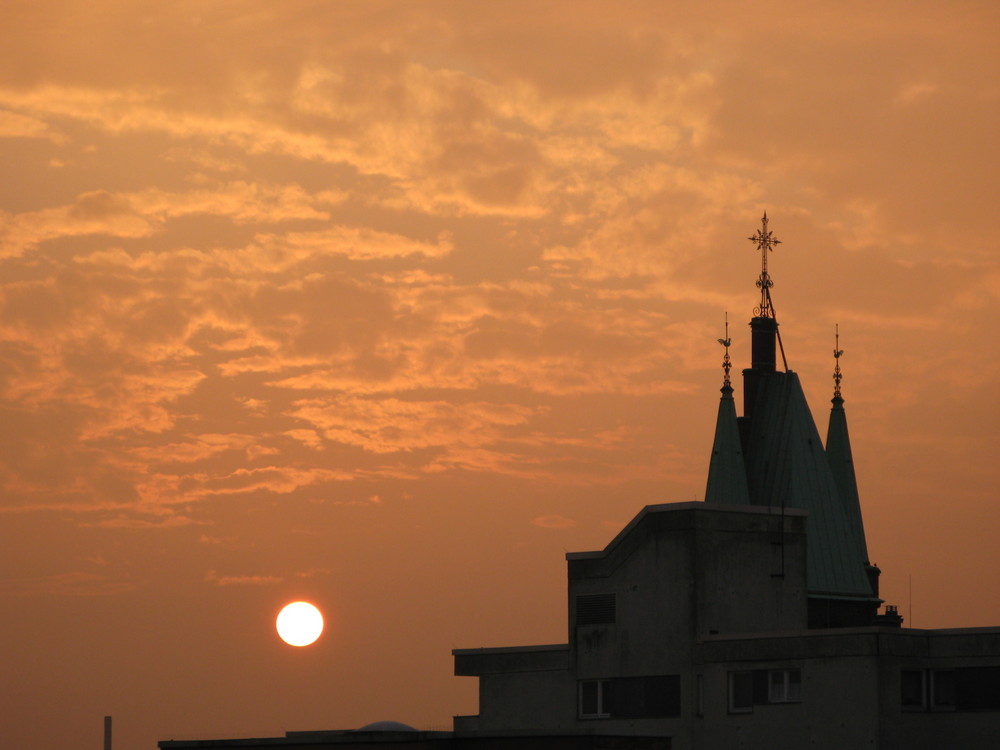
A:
[1, 2, 998, 748]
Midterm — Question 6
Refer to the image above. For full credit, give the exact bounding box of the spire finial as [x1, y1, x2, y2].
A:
[833, 324, 844, 401]
[717, 312, 732, 391]
[748, 211, 781, 318]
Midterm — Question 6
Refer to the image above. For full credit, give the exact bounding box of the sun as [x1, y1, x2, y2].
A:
[276, 601, 324, 647]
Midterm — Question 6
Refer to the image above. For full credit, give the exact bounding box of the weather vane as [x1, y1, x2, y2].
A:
[717, 312, 732, 390]
[748, 211, 781, 318]
[833, 324, 844, 400]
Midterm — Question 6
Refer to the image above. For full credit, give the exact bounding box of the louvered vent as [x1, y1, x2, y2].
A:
[576, 593, 616, 625]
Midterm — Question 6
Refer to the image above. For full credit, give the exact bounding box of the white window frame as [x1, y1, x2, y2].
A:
[767, 669, 802, 703]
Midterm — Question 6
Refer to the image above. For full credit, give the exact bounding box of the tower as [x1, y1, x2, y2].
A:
[705, 214, 880, 627]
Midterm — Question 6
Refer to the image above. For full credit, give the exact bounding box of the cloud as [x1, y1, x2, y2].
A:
[205, 570, 283, 586]
[0, 181, 340, 257]
[288, 397, 538, 454]
[277, 226, 454, 260]
[79, 515, 205, 530]
[3, 571, 135, 597]
[532, 514, 577, 529]
[0, 108, 60, 140]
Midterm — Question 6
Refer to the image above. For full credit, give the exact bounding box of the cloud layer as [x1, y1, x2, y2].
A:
[0, 2, 997, 748]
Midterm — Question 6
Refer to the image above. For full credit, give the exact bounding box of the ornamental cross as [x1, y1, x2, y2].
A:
[748, 211, 781, 318]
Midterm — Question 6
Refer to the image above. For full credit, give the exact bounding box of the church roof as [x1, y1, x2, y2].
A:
[742, 371, 874, 599]
[704, 384, 750, 505]
[826, 394, 870, 564]
[701, 213, 876, 602]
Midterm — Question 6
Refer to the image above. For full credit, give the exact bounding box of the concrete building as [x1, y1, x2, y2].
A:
[451, 215, 1000, 749]
[162, 216, 1000, 749]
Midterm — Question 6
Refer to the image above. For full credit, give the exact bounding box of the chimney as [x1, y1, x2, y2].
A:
[742, 315, 778, 420]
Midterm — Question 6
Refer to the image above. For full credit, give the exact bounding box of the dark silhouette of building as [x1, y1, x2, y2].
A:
[161, 216, 1000, 749]
[452, 215, 1000, 748]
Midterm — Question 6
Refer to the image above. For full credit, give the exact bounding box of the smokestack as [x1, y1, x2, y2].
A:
[104, 715, 112, 750]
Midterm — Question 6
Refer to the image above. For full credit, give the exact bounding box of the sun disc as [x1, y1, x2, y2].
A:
[276, 601, 324, 647]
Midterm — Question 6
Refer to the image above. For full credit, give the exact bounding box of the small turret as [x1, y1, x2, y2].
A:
[705, 315, 750, 505]
[825, 326, 879, 598]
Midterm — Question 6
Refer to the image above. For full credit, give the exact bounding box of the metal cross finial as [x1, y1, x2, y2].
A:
[833, 324, 844, 400]
[717, 312, 732, 390]
[748, 211, 781, 318]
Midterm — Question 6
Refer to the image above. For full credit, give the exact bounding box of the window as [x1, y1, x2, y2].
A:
[580, 676, 680, 719]
[729, 669, 801, 713]
[580, 680, 610, 718]
[768, 669, 802, 703]
[955, 666, 1000, 711]
[728, 672, 753, 713]
[576, 593, 616, 625]
[901, 669, 926, 710]
[696, 674, 704, 717]
[903, 667, 1000, 712]
[931, 670, 956, 711]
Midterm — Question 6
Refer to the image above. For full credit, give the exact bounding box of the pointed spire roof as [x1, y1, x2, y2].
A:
[743, 370, 874, 598]
[825, 327, 870, 564]
[705, 316, 750, 505]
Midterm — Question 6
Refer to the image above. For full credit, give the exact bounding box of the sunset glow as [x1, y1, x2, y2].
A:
[1, 2, 997, 748]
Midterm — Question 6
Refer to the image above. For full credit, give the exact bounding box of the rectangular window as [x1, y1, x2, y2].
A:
[576, 593, 616, 626]
[902, 667, 1000, 713]
[768, 669, 802, 703]
[728, 672, 754, 713]
[729, 669, 801, 713]
[580, 676, 680, 719]
[956, 666, 1000, 711]
[931, 670, 956, 711]
[901, 669, 926, 711]
[580, 680, 609, 718]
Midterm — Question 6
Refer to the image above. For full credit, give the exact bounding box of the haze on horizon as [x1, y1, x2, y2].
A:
[0, 2, 997, 748]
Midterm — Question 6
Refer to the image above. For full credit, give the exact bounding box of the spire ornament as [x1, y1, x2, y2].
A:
[833, 324, 844, 401]
[717, 313, 732, 391]
[748, 211, 781, 318]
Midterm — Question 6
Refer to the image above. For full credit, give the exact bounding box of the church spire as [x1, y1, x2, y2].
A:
[825, 327, 872, 567]
[705, 314, 750, 505]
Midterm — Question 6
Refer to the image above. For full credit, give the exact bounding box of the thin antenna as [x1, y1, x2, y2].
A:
[909, 574, 913, 628]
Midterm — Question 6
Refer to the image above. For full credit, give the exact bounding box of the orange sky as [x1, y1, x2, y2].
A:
[1, 2, 998, 747]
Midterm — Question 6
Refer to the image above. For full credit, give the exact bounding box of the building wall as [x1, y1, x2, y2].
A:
[473, 669, 578, 732]
[569, 505, 808, 679]
[698, 655, 880, 750]
[454, 506, 1000, 749]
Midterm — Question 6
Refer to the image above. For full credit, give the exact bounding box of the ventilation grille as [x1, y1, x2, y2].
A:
[576, 593, 616, 625]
